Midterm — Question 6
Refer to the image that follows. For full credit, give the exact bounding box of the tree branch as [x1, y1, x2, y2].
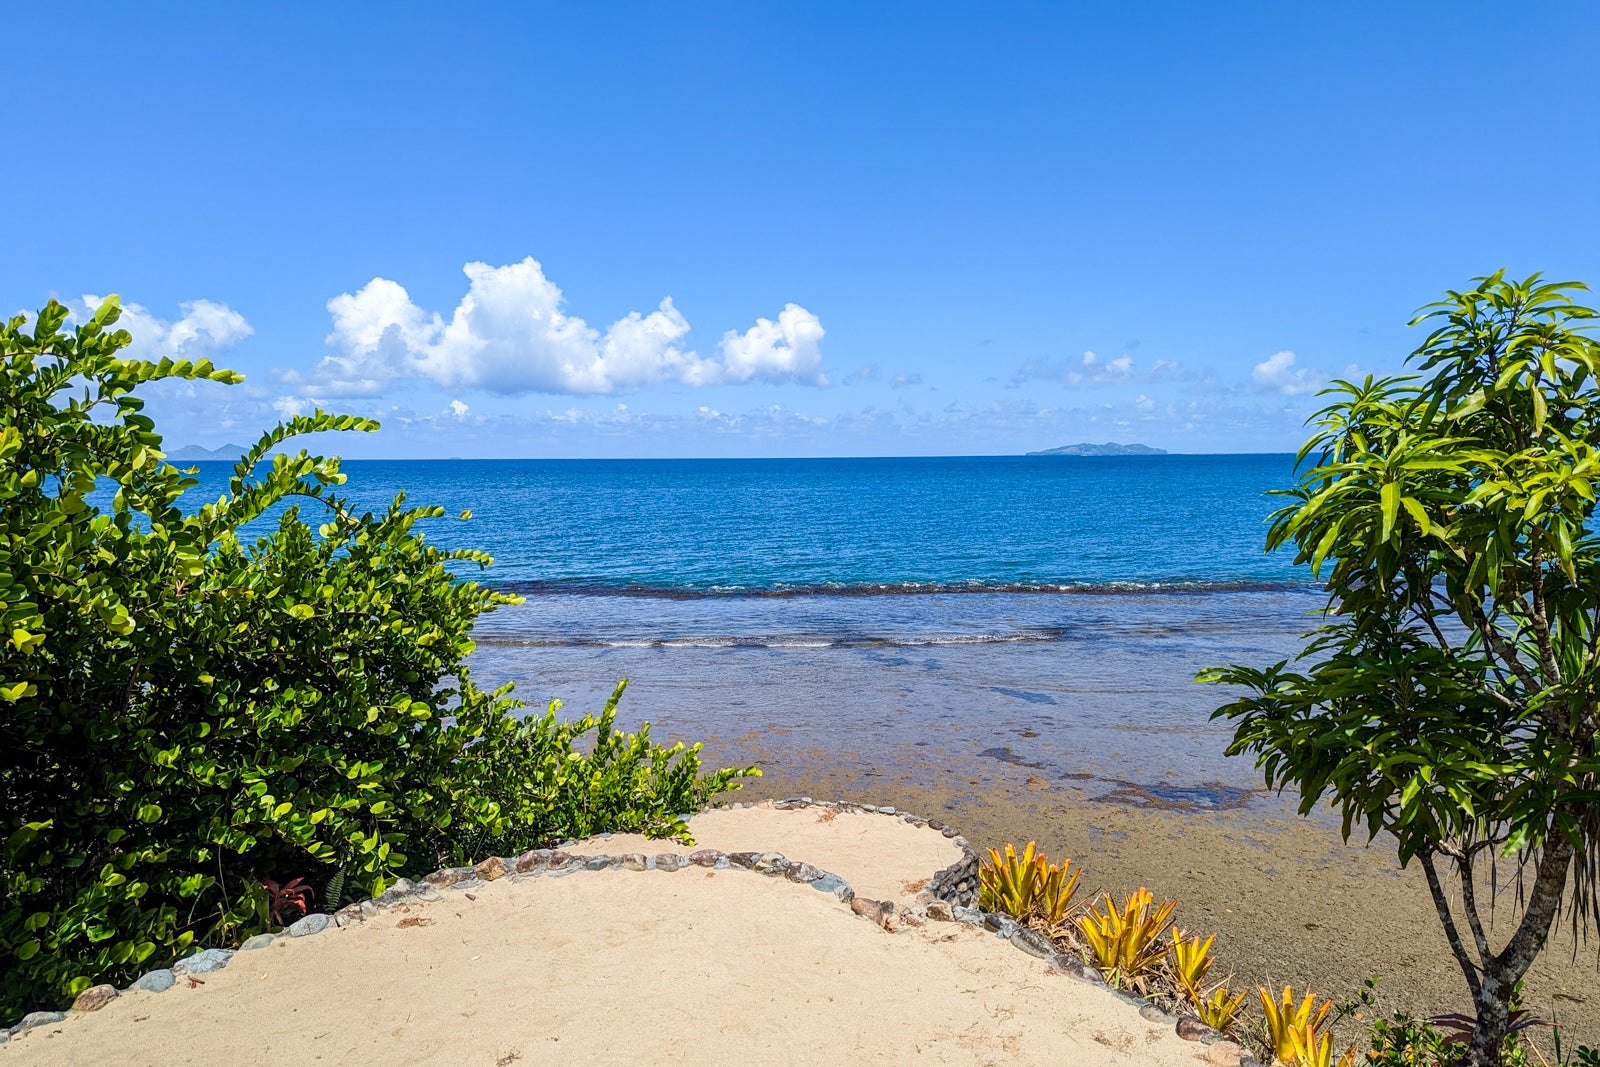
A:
[1414, 598, 1453, 652]
[1422, 849, 1484, 996]
[1461, 592, 1541, 694]
[1458, 850, 1495, 965]
[1492, 830, 1576, 978]
[1526, 538, 1564, 686]
[1582, 605, 1600, 673]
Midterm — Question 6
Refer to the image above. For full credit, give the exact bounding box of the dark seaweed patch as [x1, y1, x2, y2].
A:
[990, 686, 1058, 705]
[1093, 780, 1257, 812]
[977, 746, 1046, 769]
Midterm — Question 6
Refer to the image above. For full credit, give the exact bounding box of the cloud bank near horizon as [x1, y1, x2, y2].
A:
[283, 258, 826, 399]
[46, 278, 1363, 457]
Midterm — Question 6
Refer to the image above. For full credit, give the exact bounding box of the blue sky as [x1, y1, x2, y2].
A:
[6, 2, 1597, 458]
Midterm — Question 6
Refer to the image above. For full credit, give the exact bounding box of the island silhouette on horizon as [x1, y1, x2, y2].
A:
[1025, 442, 1168, 457]
[167, 443, 249, 461]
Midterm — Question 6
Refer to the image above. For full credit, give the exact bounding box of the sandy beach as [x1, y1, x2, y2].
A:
[2, 806, 1227, 1067]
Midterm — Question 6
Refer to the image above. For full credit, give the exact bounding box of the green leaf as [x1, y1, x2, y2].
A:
[1380, 481, 1400, 541]
[1400, 497, 1430, 536]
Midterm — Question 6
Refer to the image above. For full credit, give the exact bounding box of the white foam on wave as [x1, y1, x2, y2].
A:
[477, 630, 1067, 650]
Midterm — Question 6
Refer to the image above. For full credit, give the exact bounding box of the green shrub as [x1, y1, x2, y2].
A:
[446, 678, 751, 862]
[0, 296, 757, 1022]
[1336, 980, 1566, 1067]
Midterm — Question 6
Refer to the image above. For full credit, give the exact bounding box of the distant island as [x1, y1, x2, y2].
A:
[1026, 442, 1168, 457]
[168, 443, 248, 461]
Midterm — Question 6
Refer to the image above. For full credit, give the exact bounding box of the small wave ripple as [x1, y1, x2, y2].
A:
[492, 578, 1314, 600]
[474, 630, 1074, 650]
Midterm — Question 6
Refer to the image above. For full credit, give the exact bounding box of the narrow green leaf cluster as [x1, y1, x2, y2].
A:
[0, 297, 757, 1022]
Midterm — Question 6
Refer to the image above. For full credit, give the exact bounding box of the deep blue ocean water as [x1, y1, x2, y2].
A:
[189, 454, 1305, 593]
[180, 454, 1324, 807]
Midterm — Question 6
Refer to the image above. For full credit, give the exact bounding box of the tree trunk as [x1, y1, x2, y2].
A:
[1465, 973, 1510, 1067]
[1462, 834, 1574, 1067]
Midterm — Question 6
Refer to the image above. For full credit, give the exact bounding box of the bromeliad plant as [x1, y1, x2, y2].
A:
[260, 878, 313, 927]
[1432, 1006, 1550, 1055]
[1035, 852, 1082, 926]
[1169, 929, 1217, 1004]
[1076, 887, 1178, 990]
[1262, 986, 1334, 1065]
[1196, 985, 1250, 1034]
[1287, 1023, 1355, 1067]
[978, 841, 1080, 927]
[1169, 929, 1250, 1038]
[978, 843, 1251, 1024]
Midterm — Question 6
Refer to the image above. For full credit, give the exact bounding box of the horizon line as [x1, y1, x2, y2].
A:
[173, 450, 1300, 461]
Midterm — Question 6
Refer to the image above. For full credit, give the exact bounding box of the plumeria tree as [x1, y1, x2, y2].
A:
[1203, 273, 1600, 1066]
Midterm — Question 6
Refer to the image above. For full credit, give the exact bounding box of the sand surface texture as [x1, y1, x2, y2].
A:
[3, 806, 1216, 1067]
[566, 805, 959, 908]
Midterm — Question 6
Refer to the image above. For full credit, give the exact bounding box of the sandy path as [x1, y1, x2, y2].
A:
[3, 809, 1216, 1067]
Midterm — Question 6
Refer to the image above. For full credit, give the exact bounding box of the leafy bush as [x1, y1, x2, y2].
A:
[0, 297, 757, 1022]
[1330, 979, 1581, 1067]
[446, 678, 755, 862]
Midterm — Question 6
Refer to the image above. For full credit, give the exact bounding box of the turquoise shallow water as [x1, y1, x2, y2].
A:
[181, 454, 1322, 807]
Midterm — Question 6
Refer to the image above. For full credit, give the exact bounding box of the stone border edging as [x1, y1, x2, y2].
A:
[0, 797, 1256, 1066]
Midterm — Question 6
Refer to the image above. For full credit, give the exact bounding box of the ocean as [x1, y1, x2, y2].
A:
[185, 454, 1325, 811]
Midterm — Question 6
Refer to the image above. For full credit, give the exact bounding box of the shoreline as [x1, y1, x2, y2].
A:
[715, 755, 1600, 1048]
[11, 763, 1596, 1058]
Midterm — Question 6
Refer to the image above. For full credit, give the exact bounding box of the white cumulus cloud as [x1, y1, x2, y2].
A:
[716, 304, 827, 386]
[1250, 350, 1321, 396]
[76, 295, 254, 362]
[297, 257, 826, 397]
